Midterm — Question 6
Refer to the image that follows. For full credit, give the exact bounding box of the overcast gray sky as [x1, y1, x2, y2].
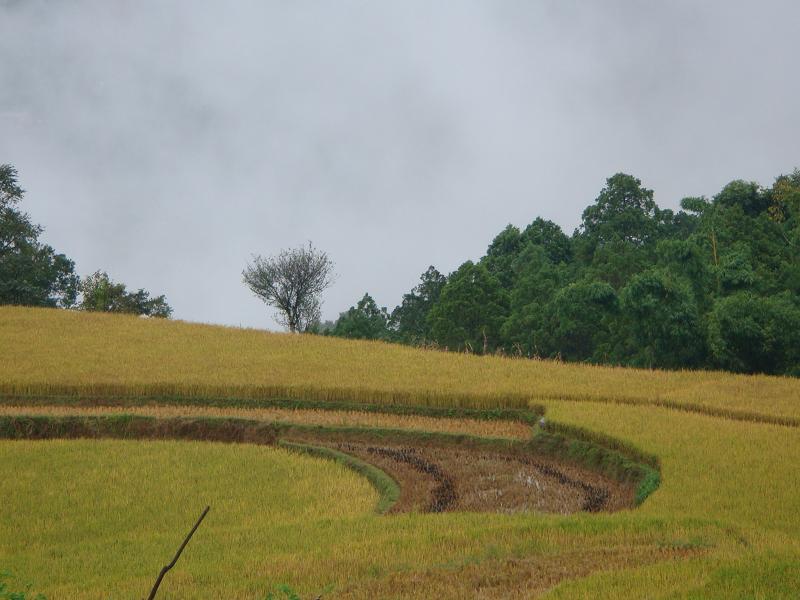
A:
[1, 1, 798, 329]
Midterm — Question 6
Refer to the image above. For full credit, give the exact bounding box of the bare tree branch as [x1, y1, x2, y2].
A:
[243, 242, 335, 332]
[146, 506, 210, 600]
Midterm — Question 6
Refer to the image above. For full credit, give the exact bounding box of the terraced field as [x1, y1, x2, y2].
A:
[1, 306, 799, 598]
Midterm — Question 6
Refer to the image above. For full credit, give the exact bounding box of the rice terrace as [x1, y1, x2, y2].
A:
[3, 2, 800, 598]
[1, 307, 799, 598]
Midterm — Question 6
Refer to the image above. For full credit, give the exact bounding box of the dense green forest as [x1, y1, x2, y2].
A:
[329, 170, 800, 376]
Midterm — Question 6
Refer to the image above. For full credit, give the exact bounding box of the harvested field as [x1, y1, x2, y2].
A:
[0, 403, 532, 440]
[299, 441, 634, 514]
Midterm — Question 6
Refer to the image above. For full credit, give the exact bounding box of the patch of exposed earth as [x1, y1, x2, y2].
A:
[282, 436, 636, 514]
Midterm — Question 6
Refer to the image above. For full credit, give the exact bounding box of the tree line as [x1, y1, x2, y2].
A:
[326, 170, 800, 376]
[6, 159, 799, 376]
[0, 164, 172, 317]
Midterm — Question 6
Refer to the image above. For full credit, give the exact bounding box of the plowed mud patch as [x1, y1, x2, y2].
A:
[285, 438, 635, 514]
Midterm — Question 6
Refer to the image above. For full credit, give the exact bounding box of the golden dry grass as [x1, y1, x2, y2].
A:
[540, 399, 800, 598]
[337, 546, 703, 599]
[0, 439, 378, 599]
[0, 439, 729, 600]
[1, 306, 799, 421]
[2, 306, 800, 598]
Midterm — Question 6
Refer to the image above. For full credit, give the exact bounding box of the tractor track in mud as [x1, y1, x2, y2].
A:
[505, 455, 610, 513]
[332, 443, 613, 513]
[342, 444, 457, 512]
[290, 438, 633, 515]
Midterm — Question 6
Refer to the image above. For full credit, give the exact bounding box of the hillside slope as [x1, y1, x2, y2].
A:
[1, 306, 798, 422]
[2, 306, 800, 598]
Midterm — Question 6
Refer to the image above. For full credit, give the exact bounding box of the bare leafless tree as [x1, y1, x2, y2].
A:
[243, 242, 335, 332]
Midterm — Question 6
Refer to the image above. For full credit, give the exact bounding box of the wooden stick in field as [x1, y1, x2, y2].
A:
[146, 506, 210, 600]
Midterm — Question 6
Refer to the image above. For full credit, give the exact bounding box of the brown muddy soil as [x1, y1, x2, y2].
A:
[283, 435, 636, 515]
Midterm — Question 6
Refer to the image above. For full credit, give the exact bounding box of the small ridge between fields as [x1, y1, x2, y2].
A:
[0, 404, 532, 440]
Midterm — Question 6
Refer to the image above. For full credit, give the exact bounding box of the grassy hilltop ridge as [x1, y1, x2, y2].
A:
[1, 306, 800, 598]
[1, 306, 799, 420]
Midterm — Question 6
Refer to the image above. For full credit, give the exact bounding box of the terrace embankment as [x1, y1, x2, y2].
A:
[0, 401, 654, 516]
[0, 403, 532, 440]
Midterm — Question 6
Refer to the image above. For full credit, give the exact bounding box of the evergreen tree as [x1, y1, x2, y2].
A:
[0, 164, 78, 308]
[332, 293, 391, 340]
[428, 261, 508, 353]
[708, 292, 800, 375]
[390, 266, 446, 343]
[538, 280, 618, 362]
[618, 268, 705, 368]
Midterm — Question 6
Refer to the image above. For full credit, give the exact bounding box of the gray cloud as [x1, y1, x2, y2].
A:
[2, 0, 798, 328]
